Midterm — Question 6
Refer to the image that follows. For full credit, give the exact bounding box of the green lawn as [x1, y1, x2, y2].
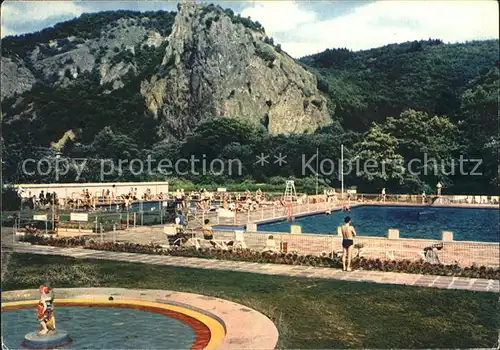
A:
[2, 253, 498, 349]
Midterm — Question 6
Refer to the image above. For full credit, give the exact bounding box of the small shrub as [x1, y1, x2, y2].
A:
[255, 44, 276, 62]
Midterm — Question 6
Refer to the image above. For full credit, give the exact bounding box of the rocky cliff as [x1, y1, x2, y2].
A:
[141, 1, 330, 138]
[1, 5, 331, 144]
[1, 16, 170, 99]
[1, 56, 36, 99]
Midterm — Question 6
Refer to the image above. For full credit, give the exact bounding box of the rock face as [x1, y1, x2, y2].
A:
[1, 57, 36, 99]
[141, 1, 330, 139]
[1, 18, 168, 98]
[2, 6, 331, 141]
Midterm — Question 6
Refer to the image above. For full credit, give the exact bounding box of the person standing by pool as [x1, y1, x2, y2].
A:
[381, 188, 386, 202]
[341, 216, 357, 272]
[175, 212, 185, 234]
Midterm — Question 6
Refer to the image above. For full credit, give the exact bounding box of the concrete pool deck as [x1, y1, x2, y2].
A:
[7, 244, 499, 293]
[1, 288, 279, 350]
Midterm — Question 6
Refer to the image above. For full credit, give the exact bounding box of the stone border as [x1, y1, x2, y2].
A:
[1, 288, 279, 350]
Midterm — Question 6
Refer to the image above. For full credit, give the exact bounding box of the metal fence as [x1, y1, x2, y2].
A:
[6, 214, 498, 268]
[193, 196, 498, 227]
[85, 226, 500, 268]
[5, 207, 176, 236]
[6, 192, 497, 237]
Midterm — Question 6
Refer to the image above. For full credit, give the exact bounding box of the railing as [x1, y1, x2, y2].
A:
[188, 198, 336, 226]
[192, 193, 498, 227]
[19, 192, 499, 212]
[10, 193, 498, 237]
[93, 226, 499, 268]
[7, 213, 498, 268]
[6, 208, 174, 236]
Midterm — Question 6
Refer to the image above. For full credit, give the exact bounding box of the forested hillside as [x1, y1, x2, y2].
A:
[302, 39, 498, 131]
[1, 9, 498, 194]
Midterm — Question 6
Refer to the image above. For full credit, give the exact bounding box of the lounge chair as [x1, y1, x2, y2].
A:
[232, 230, 247, 249]
[164, 226, 199, 248]
[263, 235, 278, 252]
[210, 239, 229, 250]
[201, 230, 229, 250]
[164, 225, 181, 246]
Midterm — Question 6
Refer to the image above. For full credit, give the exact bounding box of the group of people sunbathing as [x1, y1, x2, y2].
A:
[40, 188, 168, 211]
[21, 191, 59, 209]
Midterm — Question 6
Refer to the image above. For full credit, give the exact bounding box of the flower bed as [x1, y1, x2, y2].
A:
[19, 235, 500, 280]
[21, 235, 87, 247]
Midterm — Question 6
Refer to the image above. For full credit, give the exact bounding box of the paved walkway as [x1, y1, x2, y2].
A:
[8, 243, 499, 293]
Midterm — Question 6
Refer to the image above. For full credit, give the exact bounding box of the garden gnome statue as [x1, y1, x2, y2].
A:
[37, 285, 56, 335]
[22, 284, 71, 349]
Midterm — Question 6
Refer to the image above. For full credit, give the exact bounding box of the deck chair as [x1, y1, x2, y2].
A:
[200, 230, 229, 250]
[210, 239, 229, 250]
[164, 225, 184, 246]
[164, 226, 200, 248]
[263, 235, 278, 252]
[199, 237, 228, 250]
[232, 230, 247, 249]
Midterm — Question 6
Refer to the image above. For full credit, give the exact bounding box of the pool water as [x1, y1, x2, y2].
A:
[258, 205, 499, 242]
[1, 306, 196, 349]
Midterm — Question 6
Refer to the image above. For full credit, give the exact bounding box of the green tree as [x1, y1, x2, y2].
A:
[90, 126, 139, 159]
[381, 109, 459, 188]
[460, 67, 498, 148]
[458, 67, 499, 192]
[354, 123, 405, 191]
[1, 185, 21, 211]
[181, 117, 264, 160]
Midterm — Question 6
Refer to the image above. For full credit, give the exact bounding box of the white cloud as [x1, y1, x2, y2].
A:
[240, 1, 316, 33]
[1, 0, 86, 37]
[1, 0, 85, 21]
[241, 0, 499, 58]
[1, 0, 498, 56]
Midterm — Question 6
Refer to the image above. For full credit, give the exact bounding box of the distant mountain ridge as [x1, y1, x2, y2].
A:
[1, 3, 498, 193]
[300, 38, 499, 131]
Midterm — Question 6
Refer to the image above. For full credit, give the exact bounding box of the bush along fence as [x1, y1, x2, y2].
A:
[18, 235, 500, 280]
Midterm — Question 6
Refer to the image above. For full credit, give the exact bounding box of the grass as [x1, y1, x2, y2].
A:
[2, 253, 499, 349]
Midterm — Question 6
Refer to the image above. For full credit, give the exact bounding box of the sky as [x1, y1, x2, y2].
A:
[1, 0, 498, 58]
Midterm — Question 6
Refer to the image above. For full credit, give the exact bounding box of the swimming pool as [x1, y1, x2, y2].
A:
[258, 205, 499, 242]
[1, 306, 199, 349]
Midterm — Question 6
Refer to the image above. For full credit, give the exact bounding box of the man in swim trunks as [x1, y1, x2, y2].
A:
[341, 216, 357, 271]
